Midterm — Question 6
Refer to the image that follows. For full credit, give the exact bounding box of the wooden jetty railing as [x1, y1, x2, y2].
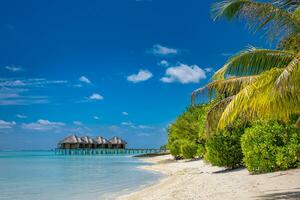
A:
[55, 148, 167, 156]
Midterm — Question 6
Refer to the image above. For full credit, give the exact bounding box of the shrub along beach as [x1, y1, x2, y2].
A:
[172, 0, 300, 174]
[120, 0, 300, 199]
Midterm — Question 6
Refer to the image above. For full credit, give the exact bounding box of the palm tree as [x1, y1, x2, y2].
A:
[212, 0, 300, 48]
[192, 0, 300, 132]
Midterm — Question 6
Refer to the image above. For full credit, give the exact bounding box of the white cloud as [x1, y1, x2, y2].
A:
[160, 63, 206, 84]
[127, 69, 153, 83]
[151, 44, 178, 55]
[121, 121, 136, 128]
[16, 114, 27, 119]
[159, 60, 169, 67]
[93, 116, 100, 120]
[74, 84, 83, 88]
[0, 87, 49, 106]
[0, 98, 48, 106]
[121, 121, 133, 126]
[138, 125, 152, 129]
[79, 76, 91, 84]
[121, 121, 152, 130]
[137, 132, 151, 137]
[0, 92, 20, 99]
[21, 119, 65, 131]
[0, 78, 67, 87]
[0, 80, 25, 87]
[73, 121, 83, 126]
[68, 125, 92, 135]
[89, 93, 103, 100]
[122, 112, 129, 116]
[109, 125, 121, 132]
[22, 119, 64, 131]
[0, 120, 16, 129]
[5, 65, 22, 72]
[204, 67, 213, 72]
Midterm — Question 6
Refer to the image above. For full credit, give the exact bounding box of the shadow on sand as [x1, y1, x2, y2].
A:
[212, 167, 244, 174]
[254, 188, 300, 200]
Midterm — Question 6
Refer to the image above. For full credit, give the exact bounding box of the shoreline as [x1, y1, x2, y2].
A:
[118, 155, 300, 200]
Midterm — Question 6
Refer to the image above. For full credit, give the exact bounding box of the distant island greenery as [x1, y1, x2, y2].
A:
[167, 0, 300, 174]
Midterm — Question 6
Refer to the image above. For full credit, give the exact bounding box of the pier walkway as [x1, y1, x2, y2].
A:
[55, 148, 167, 156]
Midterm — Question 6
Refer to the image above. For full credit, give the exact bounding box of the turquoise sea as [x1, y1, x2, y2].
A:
[0, 151, 162, 200]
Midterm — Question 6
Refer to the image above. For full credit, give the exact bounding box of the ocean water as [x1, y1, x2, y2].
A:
[0, 151, 162, 200]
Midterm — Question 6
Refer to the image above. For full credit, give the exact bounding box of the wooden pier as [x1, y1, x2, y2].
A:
[55, 148, 167, 156]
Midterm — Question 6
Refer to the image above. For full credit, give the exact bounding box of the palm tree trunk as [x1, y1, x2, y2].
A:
[296, 116, 300, 128]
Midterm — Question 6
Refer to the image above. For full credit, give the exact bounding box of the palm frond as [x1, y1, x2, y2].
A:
[274, 0, 300, 12]
[275, 52, 300, 88]
[292, 5, 300, 18]
[212, 64, 229, 81]
[212, 47, 295, 80]
[278, 33, 300, 52]
[209, 75, 258, 95]
[296, 116, 300, 128]
[205, 96, 235, 135]
[218, 68, 300, 129]
[191, 86, 206, 107]
[212, 0, 300, 41]
[212, 0, 250, 20]
[191, 75, 257, 106]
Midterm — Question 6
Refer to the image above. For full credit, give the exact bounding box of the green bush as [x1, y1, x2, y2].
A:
[276, 147, 295, 170]
[205, 127, 244, 168]
[181, 142, 198, 159]
[241, 121, 300, 174]
[168, 140, 184, 159]
[167, 103, 213, 158]
[196, 144, 205, 158]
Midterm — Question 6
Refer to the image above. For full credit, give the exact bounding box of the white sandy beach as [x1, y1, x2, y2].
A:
[119, 155, 300, 200]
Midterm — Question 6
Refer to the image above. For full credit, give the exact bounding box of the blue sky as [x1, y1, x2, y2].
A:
[0, 0, 268, 150]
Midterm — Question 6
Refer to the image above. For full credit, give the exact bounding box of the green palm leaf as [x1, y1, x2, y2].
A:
[205, 96, 235, 135]
[213, 47, 295, 80]
[274, 0, 300, 12]
[212, 0, 300, 41]
[203, 0, 300, 131]
[192, 75, 257, 106]
[218, 68, 300, 129]
[276, 52, 300, 88]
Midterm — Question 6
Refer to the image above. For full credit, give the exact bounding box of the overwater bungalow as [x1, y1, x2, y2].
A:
[80, 136, 96, 149]
[95, 136, 110, 148]
[109, 136, 127, 149]
[58, 135, 127, 149]
[56, 135, 167, 156]
[58, 135, 81, 149]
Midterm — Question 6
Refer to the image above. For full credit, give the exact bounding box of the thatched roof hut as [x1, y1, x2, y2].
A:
[109, 136, 127, 149]
[58, 135, 127, 149]
[80, 136, 96, 148]
[95, 136, 110, 148]
[58, 135, 81, 149]
[80, 136, 93, 143]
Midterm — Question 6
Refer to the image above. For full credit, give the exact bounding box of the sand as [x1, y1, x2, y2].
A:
[118, 155, 300, 200]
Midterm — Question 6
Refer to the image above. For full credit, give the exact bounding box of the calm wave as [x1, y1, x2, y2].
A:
[0, 151, 162, 200]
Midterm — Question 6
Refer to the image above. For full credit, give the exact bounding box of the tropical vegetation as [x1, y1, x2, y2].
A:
[205, 120, 246, 168]
[167, 103, 212, 159]
[167, 0, 300, 174]
[241, 120, 300, 173]
[192, 0, 300, 130]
